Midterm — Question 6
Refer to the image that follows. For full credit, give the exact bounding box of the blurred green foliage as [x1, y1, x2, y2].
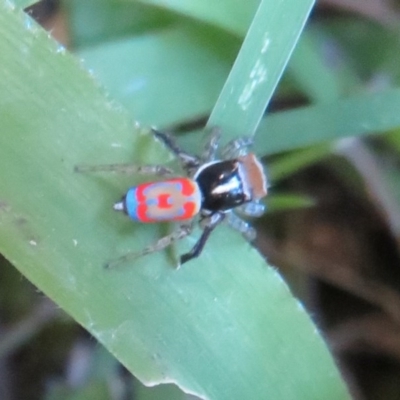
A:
[4, 0, 400, 399]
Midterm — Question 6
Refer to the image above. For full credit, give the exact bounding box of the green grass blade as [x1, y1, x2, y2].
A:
[135, 0, 259, 35]
[266, 193, 315, 212]
[256, 88, 400, 156]
[78, 22, 238, 126]
[135, 381, 187, 400]
[207, 0, 315, 140]
[0, 3, 350, 399]
[269, 145, 332, 181]
[67, 0, 178, 48]
[288, 30, 342, 103]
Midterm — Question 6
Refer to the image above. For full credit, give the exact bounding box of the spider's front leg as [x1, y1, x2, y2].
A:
[151, 128, 200, 169]
[106, 223, 194, 269]
[236, 200, 265, 218]
[221, 136, 253, 159]
[201, 127, 221, 163]
[226, 212, 258, 242]
[75, 127, 200, 177]
[180, 212, 225, 265]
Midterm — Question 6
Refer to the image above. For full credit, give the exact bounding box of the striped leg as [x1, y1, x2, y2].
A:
[201, 127, 221, 163]
[236, 201, 265, 218]
[226, 212, 257, 242]
[74, 163, 174, 177]
[151, 128, 200, 169]
[221, 136, 253, 159]
[106, 224, 193, 268]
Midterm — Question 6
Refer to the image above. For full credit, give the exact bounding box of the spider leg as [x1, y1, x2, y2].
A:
[151, 128, 200, 169]
[226, 212, 257, 242]
[236, 200, 265, 218]
[201, 127, 221, 163]
[180, 212, 225, 265]
[221, 136, 253, 159]
[74, 163, 174, 177]
[106, 224, 193, 269]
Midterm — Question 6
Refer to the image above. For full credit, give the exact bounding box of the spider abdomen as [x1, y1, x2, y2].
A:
[122, 178, 202, 223]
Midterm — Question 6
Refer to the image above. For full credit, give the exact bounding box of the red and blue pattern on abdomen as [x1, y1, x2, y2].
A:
[125, 178, 202, 223]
